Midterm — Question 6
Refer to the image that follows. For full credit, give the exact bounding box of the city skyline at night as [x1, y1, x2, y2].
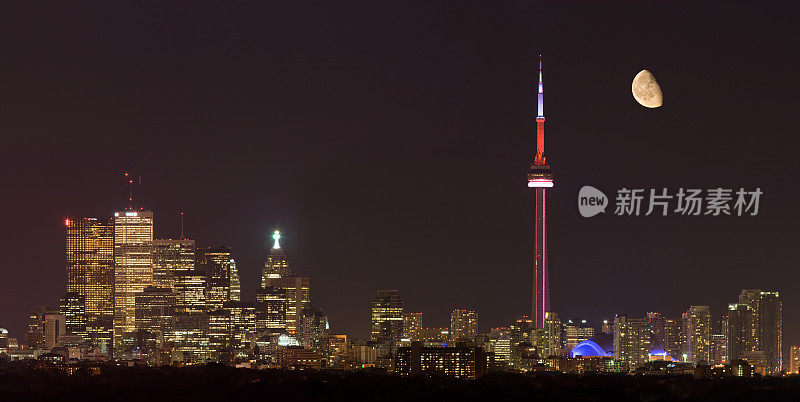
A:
[2, 2, 800, 390]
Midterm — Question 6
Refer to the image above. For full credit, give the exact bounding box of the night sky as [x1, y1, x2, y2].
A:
[2, 2, 798, 345]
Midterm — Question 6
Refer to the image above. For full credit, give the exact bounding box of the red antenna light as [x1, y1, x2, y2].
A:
[65, 219, 70, 226]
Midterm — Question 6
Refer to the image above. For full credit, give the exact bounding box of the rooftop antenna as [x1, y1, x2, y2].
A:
[179, 211, 185, 240]
[122, 171, 134, 210]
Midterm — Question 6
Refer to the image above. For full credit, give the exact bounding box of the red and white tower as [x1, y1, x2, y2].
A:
[527, 57, 553, 328]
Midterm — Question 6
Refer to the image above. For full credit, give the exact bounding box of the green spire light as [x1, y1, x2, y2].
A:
[272, 230, 281, 249]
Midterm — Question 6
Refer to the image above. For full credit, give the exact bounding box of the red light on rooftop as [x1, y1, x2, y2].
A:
[65, 219, 70, 226]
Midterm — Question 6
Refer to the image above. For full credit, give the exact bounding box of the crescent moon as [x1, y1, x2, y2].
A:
[632, 69, 663, 108]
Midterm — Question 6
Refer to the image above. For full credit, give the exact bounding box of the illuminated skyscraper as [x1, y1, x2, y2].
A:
[262, 230, 290, 284]
[563, 319, 595, 350]
[197, 246, 236, 311]
[726, 303, 753, 362]
[65, 217, 114, 349]
[613, 316, 651, 370]
[44, 314, 66, 350]
[173, 270, 207, 313]
[259, 231, 310, 335]
[402, 312, 423, 341]
[256, 286, 287, 333]
[527, 58, 554, 328]
[370, 290, 404, 343]
[450, 309, 478, 342]
[134, 286, 176, 353]
[757, 291, 782, 374]
[151, 239, 195, 289]
[113, 210, 154, 353]
[229, 259, 241, 302]
[790, 345, 800, 374]
[58, 292, 86, 338]
[263, 276, 310, 335]
[683, 305, 711, 363]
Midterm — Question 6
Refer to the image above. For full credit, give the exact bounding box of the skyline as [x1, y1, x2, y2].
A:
[2, 1, 798, 348]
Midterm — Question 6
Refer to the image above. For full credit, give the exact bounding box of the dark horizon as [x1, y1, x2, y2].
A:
[2, 2, 798, 345]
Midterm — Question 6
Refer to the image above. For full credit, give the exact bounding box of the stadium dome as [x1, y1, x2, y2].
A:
[569, 333, 613, 358]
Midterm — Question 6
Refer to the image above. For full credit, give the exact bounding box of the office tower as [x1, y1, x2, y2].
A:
[262, 230, 290, 285]
[256, 286, 286, 334]
[790, 346, 800, 374]
[197, 246, 235, 311]
[58, 292, 86, 338]
[509, 316, 535, 346]
[113, 210, 154, 353]
[402, 313, 423, 341]
[613, 316, 651, 369]
[564, 319, 595, 350]
[758, 291, 782, 374]
[207, 309, 233, 359]
[134, 286, 176, 351]
[450, 309, 478, 342]
[322, 334, 348, 368]
[683, 306, 711, 363]
[417, 327, 450, 343]
[151, 239, 195, 289]
[225, 301, 257, 352]
[370, 290, 404, 343]
[299, 306, 329, 350]
[172, 312, 210, 364]
[44, 314, 66, 350]
[726, 303, 753, 362]
[488, 328, 512, 363]
[229, 259, 241, 302]
[65, 217, 114, 349]
[25, 306, 53, 349]
[263, 276, 310, 335]
[527, 58, 554, 328]
[173, 270, 207, 313]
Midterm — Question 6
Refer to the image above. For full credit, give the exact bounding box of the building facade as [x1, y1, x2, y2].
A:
[113, 210, 154, 354]
[370, 290, 404, 343]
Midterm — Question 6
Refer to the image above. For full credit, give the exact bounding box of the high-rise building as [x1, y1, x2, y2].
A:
[134, 286, 176, 352]
[65, 217, 114, 349]
[402, 313, 423, 341]
[450, 309, 478, 342]
[564, 319, 595, 351]
[299, 306, 329, 350]
[151, 239, 195, 289]
[726, 303, 753, 362]
[173, 270, 207, 313]
[256, 286, 286, 334]
[683, 305, 711, 363]
[790, 345, 800, 375]
[733, 289, 783, 375]
[25, 306, 53, 349]
[197, 247, 235, 311]
[536, 311, 562, 357]
[370, 290, 404, 343]
[58, 292, 86, 338]
[663, 317, 684, 360]
[113, 210, 154, 353]
[262, 230, 290, 285]
[710, 334, 727, 365]
[613, 316, 651, 370]
[44, 314, 66, 350]
[263, 276, 310, 335]
[395, 343, 487, 379]
[647, 312, 666, 350]
[527, 58, 554, 329]
[488, 327, 512, 363]
[224, 301, 257, 352]
[757, 291, 782, 374]
[229, 259, 241, 302]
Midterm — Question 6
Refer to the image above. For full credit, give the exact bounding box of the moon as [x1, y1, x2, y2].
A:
[631, 69, 663, 108]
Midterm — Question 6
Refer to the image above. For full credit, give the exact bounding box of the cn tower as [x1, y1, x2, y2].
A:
[527, 57, 553, 329]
